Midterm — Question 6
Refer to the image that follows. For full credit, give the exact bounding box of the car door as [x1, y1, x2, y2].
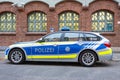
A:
[58, 32, 83, 59]
[31, 32, 63, 59]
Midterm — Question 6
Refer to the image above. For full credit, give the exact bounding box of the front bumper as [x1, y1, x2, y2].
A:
[4, 48, 10, 60]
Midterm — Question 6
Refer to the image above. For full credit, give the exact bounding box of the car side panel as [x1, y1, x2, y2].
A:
[58, 43, 81, 59]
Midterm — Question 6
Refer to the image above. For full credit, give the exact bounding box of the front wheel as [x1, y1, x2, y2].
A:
[9, 49, 25, 64]
[79, 50, 97, 67]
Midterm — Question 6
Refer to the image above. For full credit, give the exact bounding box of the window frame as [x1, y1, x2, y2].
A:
[0, 12, 16, 32]
[27, 11, 47, 32]
[92, 11, 114, 32]
[58, 11, 80, 31]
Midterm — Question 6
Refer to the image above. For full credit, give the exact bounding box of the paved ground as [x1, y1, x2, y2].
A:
[0, 52, 120, 80]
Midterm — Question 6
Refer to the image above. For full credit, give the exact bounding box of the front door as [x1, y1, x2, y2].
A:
[31, 32, 63, 59]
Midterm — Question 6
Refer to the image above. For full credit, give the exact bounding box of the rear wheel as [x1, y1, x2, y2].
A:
[79, 50, 97, 67]
[9, 49, 25, 64]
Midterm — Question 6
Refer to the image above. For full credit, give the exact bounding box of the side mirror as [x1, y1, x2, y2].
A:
[37, 39, 45, 43]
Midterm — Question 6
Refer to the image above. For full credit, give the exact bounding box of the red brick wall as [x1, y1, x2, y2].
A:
[55, 1, 82, 31]
[0, 2, 17, 46]
[0, 0, 120, 47]
[88, 0, 119, 46]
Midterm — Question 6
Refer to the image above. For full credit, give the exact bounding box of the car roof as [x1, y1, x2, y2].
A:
[56, 31, 100, 35]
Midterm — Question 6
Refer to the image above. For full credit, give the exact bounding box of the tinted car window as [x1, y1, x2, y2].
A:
[43, 33, 62, 42]
[63, 33, 79, 41]
[84, 33, 101, 41]
[79, 33, 86, 41]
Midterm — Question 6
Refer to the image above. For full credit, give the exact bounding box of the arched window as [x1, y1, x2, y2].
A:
[28, 12, 47, 32]
[0, 12, 16, 32]
[59, 12, 79, 31]
[92, 11, 114, 32]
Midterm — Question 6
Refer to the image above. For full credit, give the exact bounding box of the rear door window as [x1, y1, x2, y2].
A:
[63, 33, 79, 41]
[43, 33, 62, 42]
[79, 33, 86, 41]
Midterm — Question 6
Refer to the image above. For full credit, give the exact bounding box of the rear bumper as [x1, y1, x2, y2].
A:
[97, 48, 113, 61]
[98, 54, 113, 61]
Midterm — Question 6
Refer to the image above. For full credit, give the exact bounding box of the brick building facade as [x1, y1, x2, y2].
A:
[0, 0, 120, 47]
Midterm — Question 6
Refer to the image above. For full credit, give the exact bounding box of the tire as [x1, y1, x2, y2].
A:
[8, 49, 25, 64]
[79, 50, 97, 67]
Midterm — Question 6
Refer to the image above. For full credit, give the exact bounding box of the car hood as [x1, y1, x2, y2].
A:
[9, 41, 36, 48]
[15, 41, 35, 44]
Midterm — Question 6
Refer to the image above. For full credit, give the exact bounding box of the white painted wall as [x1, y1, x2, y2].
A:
[0, 0, 119, 7]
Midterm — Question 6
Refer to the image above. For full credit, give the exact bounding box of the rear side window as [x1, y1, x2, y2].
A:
[84, 33, 101, 41]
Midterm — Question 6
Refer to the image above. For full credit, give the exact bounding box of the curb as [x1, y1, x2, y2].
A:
[0, 57, 5, 61]
[112, 59, 120, 61]
[111, 47, 120, 53]
[112, 54, 120, 61]
[0, 51, 4, 53]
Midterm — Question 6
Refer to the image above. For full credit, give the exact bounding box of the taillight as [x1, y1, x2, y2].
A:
[104, 42, 111, 48]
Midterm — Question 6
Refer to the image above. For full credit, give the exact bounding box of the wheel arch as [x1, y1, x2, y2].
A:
[78, 49, 99, 61]
[8, 47, 27, 61]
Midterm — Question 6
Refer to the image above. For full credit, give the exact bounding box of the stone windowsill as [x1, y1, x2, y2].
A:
[26, 32, 47, 36]
[98, 32, 116, 36]
[0, 32, 16, 36]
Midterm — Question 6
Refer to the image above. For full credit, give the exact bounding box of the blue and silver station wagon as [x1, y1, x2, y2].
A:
[5, 31, 113, 66]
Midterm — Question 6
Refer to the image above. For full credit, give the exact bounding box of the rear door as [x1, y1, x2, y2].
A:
[58, 32, 82, 59]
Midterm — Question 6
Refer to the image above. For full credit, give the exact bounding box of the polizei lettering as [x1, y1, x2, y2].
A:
[35, 48, 54, 53]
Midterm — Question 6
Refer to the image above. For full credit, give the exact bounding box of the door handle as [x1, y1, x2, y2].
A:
[53, 44, 57, 46]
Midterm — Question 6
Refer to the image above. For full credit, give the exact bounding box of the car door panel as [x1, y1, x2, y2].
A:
[30, 33, 63, 59]
[58, 42, 81, 59]
[31, 42, 58, 59]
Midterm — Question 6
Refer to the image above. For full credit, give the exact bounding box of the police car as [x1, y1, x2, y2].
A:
[5, 31, 113, 66]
